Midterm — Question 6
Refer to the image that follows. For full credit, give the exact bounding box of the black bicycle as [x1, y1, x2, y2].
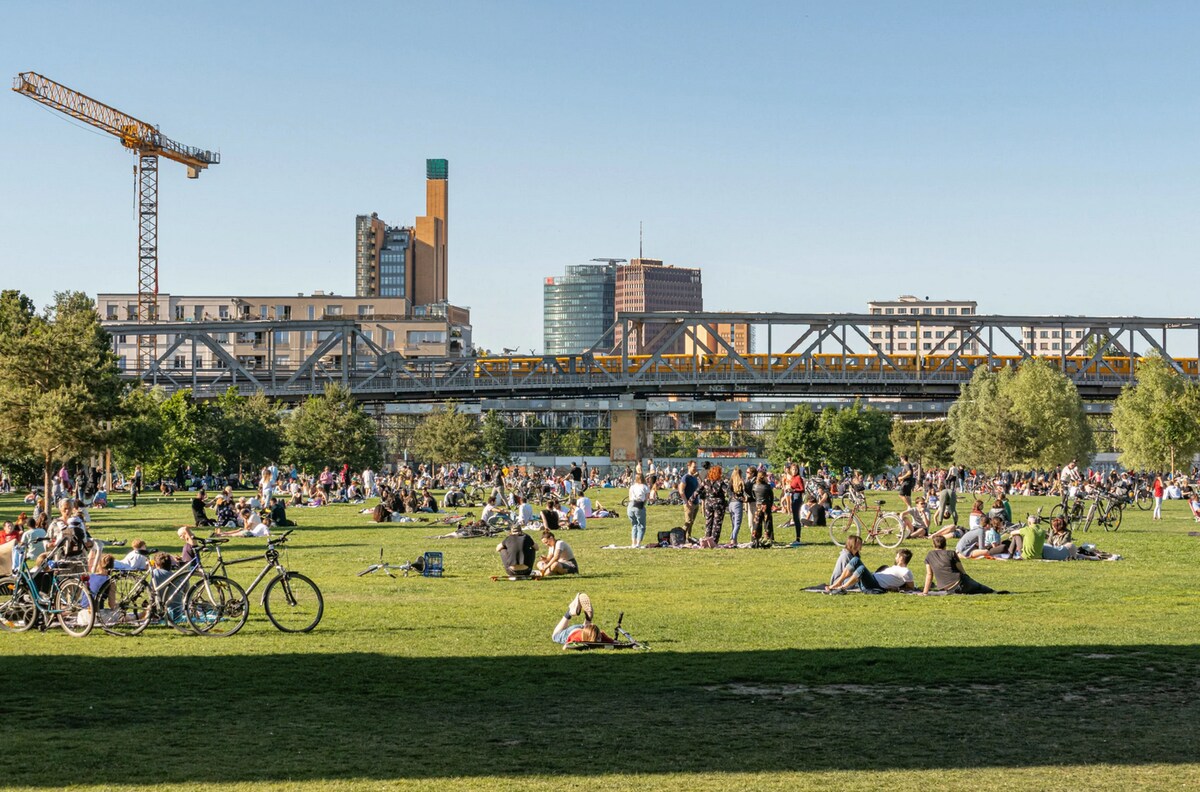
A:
[205, 530, 323, 633]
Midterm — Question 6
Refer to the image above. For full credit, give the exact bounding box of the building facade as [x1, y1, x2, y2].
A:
[96, 292, 472, 374]
[683, 322, 753, 356]
[356, 159, 448, 306]
[613, 258, 703, 354]
[543, 262, 617, 355]
[867, 295, 978, 356]
[1022, 326, 1089, 356]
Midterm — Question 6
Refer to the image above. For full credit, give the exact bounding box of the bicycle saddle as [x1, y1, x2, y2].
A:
[874, 499, 886, 506]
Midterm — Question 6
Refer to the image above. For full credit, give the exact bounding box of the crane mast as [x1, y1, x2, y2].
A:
[12, 71, 220, 371]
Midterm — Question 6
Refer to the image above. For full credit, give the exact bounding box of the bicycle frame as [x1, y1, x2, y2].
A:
[208, 545, 284, 601]
[7, 549, 79, 621]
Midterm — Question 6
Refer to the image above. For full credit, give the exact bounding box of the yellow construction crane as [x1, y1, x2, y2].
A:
[12, 71, 220, 370]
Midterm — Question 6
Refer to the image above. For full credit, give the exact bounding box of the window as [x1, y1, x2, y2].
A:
[326, 305, 343, 317]
[897, 342, 907, 351]
[173, 355, 186, 369]
[126, 303, 137, 320]
[117, 335, 127, 344]
[358, 304, 374, 318]
[935, 307, 944, 315]
[923, 343, 932, 350]
[871, 308, 881, 315]
[922, 307, 932, 315]
[276, 305, 291, 320]
[174, 305, 185, 320]
[260, 305, 268, 319]
[274, 331, 290, 346]
[193, 357, 203, 370]
[274, 355, 290, 368]
[218, 305, 229, 319]
[383, 330, 395, 347]
[923, 331, 932, 338]
[214, 333, 229, 344]
[1039, 331, 1048, 339]
[194, 305, 204, 321]
[117, 356, 126, 371]
[885, 308, 894, 315]
[307, 306, 315, 320]
[106, 304, 118, 320]
[948, 307, 957, 315]
[961, 307, 972, 315]
[871, 331, 882, 339]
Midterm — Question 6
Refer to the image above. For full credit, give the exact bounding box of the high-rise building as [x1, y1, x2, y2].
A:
[866, 295, 978, 355]
[413, 158, 448, 306]
[614, 258, 703, 354]
[356, 159, 447, 307]
[543, 262, 617, 355]
[684, 322, 753, 356]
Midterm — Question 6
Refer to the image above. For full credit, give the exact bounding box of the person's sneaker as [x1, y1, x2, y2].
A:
[1012, 552, 1022, 560]
[789, 541, 802, 548]
[576, 593, 593, 622]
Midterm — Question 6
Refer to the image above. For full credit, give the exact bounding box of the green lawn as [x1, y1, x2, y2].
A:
[1, 489, 1197, 791]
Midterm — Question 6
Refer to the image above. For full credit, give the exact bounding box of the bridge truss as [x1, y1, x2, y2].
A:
[106, 312, 1200, 402]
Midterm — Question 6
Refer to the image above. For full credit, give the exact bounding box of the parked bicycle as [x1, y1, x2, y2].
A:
[1079, 491, 1123, 532]
[0, 548, 94, 637]
[205, 530, 323, 633]
[828, 499, 905, 549]
[96, 544, 247, 637]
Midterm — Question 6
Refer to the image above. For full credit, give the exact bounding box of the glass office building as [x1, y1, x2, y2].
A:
[379, 227, 411, 298]
[543, 263, 616, 355]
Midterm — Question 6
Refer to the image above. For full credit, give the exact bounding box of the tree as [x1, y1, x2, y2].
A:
[818, 401, 895, 475]
[110, 387, 167, 477]
[948, 361, 1093, 473]
[765, 405, 822, 470]
[479, 410, 510, 466]
[209, 388, 283, 476]
[890, 419, 953, 468]
[410, 403, 481, 465]
[1111, 357, 1200, 472]
[0, 291, 123, 499]
[153, 390, 217, 482]
[284, 384, 382, 472]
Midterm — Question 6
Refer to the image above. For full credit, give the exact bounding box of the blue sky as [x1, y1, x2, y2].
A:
[2, 2, 1198, 352]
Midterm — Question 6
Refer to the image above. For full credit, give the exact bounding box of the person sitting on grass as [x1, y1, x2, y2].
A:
[872, 548, 916, 591]
[116, 539, 150, 571]
[568, 498, 587, 530]
[268, 498, 294, 528]
[921, 534, 996, 595]
[535, 530, 579, 577]
[496, 522, 537, 578]
[1007, 517, 1046, 561]
[824, 535, 883, 593]
[1040, 517, 1077, 560]
[212, 509, 270, 538]
[480, 496, 511, 527]
[551, 592, 613, 646]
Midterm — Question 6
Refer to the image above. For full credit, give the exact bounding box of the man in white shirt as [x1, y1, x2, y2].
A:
[512, 495, 534, 526]
[872, 549, 915, 591]
[577, 494, 593, 519]
[1060, 460, 1081, 498]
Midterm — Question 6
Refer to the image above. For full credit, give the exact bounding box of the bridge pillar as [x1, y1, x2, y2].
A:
[610, 409, 645, 463]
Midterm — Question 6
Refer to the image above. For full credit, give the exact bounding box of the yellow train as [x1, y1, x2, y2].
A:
[473, 353, 1193, 379]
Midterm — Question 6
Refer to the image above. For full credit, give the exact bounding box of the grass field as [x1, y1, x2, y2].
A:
[0, 488, 1197, 791]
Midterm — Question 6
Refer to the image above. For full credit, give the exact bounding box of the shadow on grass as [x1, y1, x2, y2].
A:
[3, 644, 1197, 785]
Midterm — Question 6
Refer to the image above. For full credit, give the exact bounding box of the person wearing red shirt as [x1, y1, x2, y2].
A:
[1153, 475, 1164, 521]
[788, 463, 806, 546]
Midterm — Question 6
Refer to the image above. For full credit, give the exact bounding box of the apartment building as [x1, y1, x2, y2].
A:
[866, 295, 979, 355]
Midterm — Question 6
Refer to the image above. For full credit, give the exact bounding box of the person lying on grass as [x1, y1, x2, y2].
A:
[535, 530, 579, 577]
[921, 534, 996, 595]
[551, 592, 613, 646]
[825, 536, 907, 593]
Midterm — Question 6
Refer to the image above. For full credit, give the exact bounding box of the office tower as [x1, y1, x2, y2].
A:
[614, 258, 703, 354]
[543, 262, 617, 355]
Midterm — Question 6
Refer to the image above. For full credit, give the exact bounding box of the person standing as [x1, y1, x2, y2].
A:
[728, 467, 746, 545]
[700, 465, 729, 545]
[627, 474, 651, 547]
[1153, 474, 1164, 520]
[751, 470, 775, 547]
[131, 464, 143, 507]
[787, 463, 806, 546]
[678, 460, 701, 540]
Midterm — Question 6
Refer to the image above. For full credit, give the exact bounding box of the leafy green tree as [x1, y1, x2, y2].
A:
[209, 388, 283, 476]
[110, 387, 167, 476]
[890, 419, 953, 468]
[818, 401, 895, 475]
[152, 390, 216, 481]
[479, 410, 510, 466]
[410, 403, 481, 465]
[949, 361, 1092, 473]
[285, 384, 383, 472]
[766, 405, 822, 470]
[0, 291, 123, 498]
[1111, 357, 1200, 472]
[557, 426, 591, 457]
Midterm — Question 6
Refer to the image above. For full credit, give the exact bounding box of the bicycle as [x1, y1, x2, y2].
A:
[96, 547, 248, 637]
[205, 530, 323, 633]
[1079, 492, 1123, 533]
[828, 499, 905, 549]
[0, 548, 94, 637]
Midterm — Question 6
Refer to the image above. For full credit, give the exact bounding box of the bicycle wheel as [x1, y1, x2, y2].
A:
[620, 496, 629, 507]
[1104, 504, 1122, 532]
[186, 575, 248, 637]
[874, 514, 906, 549]
[263, 572, 323, 633]
[0, 578, 37, 633]
[96, 574, 151, 637]
[1049, 503, 1066, 520]
[1135, 490, 1151, 510]
[828, 514, 860, 547]
[55, 578, 95, 638]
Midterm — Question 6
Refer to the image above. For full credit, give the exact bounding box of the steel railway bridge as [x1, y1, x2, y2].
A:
[107, 311, 1200, 403]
